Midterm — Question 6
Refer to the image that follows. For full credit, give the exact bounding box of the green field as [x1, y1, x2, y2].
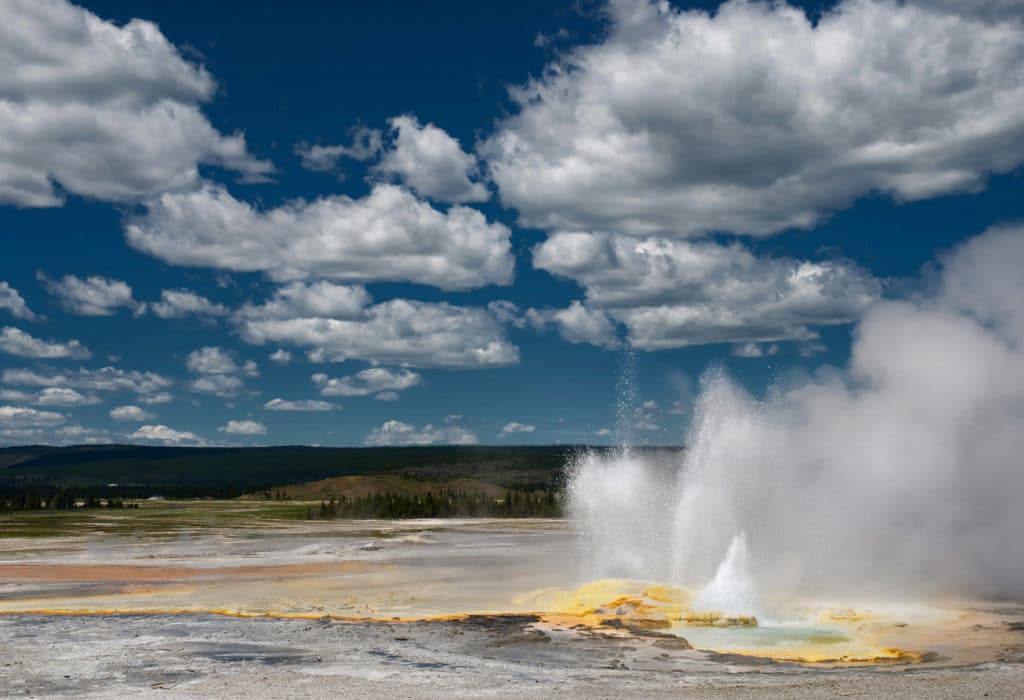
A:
[0, 499, 313, 539]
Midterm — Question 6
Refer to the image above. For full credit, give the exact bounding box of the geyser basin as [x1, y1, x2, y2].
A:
[2, 506, 1023, 667]
[520, 578, 998, 664]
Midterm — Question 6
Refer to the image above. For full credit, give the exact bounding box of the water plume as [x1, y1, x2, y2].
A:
[691, 532, 758, 618]
[568, 225, 1024, 605]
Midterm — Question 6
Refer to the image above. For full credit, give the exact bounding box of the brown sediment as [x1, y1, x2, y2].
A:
[682, 611, 758, 626]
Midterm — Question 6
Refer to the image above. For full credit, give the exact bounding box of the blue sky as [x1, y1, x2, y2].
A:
[1, 0, 1022, 447]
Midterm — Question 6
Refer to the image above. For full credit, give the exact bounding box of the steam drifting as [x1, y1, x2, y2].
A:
[569, 225, 1024, 602]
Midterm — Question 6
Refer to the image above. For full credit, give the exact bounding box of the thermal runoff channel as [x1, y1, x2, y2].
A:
[568, 225, 1024, 620]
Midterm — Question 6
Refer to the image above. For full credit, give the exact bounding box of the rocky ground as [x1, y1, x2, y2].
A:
[3, 613, 1024, 699]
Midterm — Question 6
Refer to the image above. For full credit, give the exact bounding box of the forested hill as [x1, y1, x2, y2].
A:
[0, 444, 683, 499]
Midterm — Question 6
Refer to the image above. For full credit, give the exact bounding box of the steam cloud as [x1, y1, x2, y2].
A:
[570, 225, 1024, 602]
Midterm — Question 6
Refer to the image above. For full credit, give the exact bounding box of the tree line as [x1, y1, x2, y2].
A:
[0, 490, 138, 512]
[308, 488, 562, 520]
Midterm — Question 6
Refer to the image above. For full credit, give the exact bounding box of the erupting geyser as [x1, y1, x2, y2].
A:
[568, 370, 769, 619]
[691, 532, 758, 619]
[568, 226, 1024, 613]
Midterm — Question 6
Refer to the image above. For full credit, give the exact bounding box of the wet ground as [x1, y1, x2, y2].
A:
[4, 612, 1024, 698]
[2, 502, 1024, 697]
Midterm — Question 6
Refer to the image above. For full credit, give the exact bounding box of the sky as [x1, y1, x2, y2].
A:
[0, 0, 1022, 448]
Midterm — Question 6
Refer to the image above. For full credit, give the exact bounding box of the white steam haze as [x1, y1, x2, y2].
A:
[569, 225, 1024, 602]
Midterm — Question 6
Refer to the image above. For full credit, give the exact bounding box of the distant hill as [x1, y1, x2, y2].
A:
[243, 474, 511, 501]
[0, 444, 682, 499]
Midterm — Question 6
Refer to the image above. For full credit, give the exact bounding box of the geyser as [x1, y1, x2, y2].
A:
[568, 225, 1024, 606]
[691, 532, 758, 618]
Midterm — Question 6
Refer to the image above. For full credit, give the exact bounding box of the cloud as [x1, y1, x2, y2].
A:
[54, 424, 111, 444]
[218, 419, 267, 435]
[533, 233, 880, 350]
[150, 289, 228, 319]
[312, 367, 421, 398]
[631, 402, 660, 432]
[38, 272, 143, 316]
[186, 346, 243, 375]
[375, 115, 489, 203]
[912, 0, 1024, 21]
[0, 282, 36, 321]
[0, 389, 31, 402]
[500, 421, 536, 436]
[33, 387, 100, 407]
[124, 183, 512, 290]
[732, 342, 779, 358]
[0, 327, 90, 359]
[237, 282, 519, 369]
[269, 349, 292, 364]
[364, 419, 478, 446]
[0, 0, 270, 207]
[296, 126, 382, 171]
[109, 405, 155, 422]
[443, 426, 479, 446]
[0, 406, 65, 428]
[189, 374, 243, 397]
[483, 0, 1024, 238]
[374, 391, 399, 402]
[2, 365, 172, 399]
[138, 392, 174, 405]
[128, 424, 201, 445]
[0, 428, 44, 443]
[526, 301, 621, 350]
[263, 398, 336, 412]
[185, 346, 257, 397]
[237, 282, 370, 322]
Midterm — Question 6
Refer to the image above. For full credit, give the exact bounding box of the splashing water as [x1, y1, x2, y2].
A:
[568, 369, 767, 616]
[569, 314, 1024, 605]
[570, 229, 1024, 605]
[691, 532, 759, 618]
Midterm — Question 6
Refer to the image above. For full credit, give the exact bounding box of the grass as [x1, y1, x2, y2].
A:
[0, 500, 312, 539]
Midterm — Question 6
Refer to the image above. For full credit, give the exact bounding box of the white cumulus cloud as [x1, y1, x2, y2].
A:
[263, 398, 336, 412]
[38, 272, 143, 316]
[33, 387, 99, 407]
[364, 419, 478, 446]
[186, 346, 257, 397]
[533, 233, 880, 350]
[129, 424, 201, 445]
[0, 405, 65, 428]
[150, 289, 228, 319]
[109, 405, 155, 422]
[269, 349, 292, 364]
[0, 0, 271, 207]
[526, 301, 621, 350]
[483, 0, 1024, 238]
[0, 282, 36, 321]
[375, 115, 489, 203]
[218, 419, 267, 435]
[0, 326, 90, 359]
[236, 282, 519, 369]
[312, 367, 421, 398]
[124, 183, 512, 290]
[1, 365, 172, 398]
[187, 346, 242, 375]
